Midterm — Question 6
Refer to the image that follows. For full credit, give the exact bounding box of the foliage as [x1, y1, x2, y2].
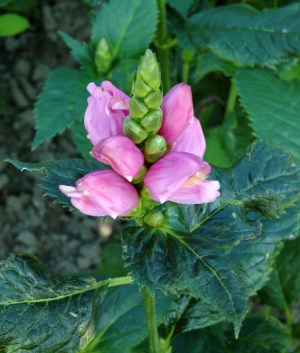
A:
[0, 13, 30, 37]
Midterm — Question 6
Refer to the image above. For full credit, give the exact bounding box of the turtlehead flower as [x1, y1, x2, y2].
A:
[84, 81, 129, 146]
[59, 170, 139, 218]
[144, 152, 220, 204]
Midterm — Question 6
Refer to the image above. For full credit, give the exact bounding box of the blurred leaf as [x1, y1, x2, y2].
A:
[277, 58, 300, 81]
[167, 0, 194, 17]
[260, 237, 300, 309]
[0, 254, 105, 353]
[186, 4, 300, 67]
[59, 31, 96, 74]
[92, 0, 157, 60]
[234, 68, 300, 164]
[71, 121, 94, 162]
[7, 158, 107, 210]
[0, 13, 30, 37]
[98, 240, 127, 278]
[33, 68, 96, 149]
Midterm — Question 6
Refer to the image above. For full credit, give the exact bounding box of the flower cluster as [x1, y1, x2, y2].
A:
[59, 50, 220, 221]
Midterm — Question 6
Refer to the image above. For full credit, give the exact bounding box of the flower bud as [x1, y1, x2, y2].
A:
[144, 210, 165, 228]
[129, 97, 149, 119]
[139, 49, 161, 90]
[144, 89, 162, 109]
[95, 38, 112, 75]
[144, 134, 167, 163]
[140, 109, 163, 134]
[132, 73, 152, 98]
[123, 117, 148, 144]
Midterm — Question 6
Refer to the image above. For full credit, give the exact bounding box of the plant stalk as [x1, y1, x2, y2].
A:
[143, 288, 161, 353]
[225, 81, 237, 117]
[156, 0, 171, 92]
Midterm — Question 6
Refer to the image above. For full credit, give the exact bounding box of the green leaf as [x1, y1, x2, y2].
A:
[0, 13, 30, 37]
[260, 236, 300, 309]
[33, 68, 95, 149]
[187, 4, 300, 67]
[71, 121, 94, 162]
[59, 31, 95, 74]
[92, 0, 157, 59]
[7, 158, 107, 210]
[98, 240, 127, 278]
[234, 68, 300, 164]
[122, 226, 249, 336]
[83, 285, 176, 353]
[167, 0, 194, 17]
[0, 254, 105, 353]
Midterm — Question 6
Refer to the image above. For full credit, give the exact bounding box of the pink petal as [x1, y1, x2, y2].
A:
[91, 136, 144, 181]
[144, 152, 207, 203]
[59, 170, 139, 218]
[159, 83, 194, 144]
[168, 180, 220, 204]
[172, 117, 206, 158]
[101, 81, 130, 101]
[84, 82, 129, 146]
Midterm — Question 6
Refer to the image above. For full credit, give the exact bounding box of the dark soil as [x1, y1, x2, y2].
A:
[0, 0, 115, 273]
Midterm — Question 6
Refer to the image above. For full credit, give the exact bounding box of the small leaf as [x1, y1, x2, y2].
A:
[33, 68, 96, 149]
[186, 4, 300, 67]
[166, 0, 194, 17]
[7, 158, 107, 210]
[92, 0, 157, 60]
[0, 13, 30, 37]
[234, 68, 300, 164]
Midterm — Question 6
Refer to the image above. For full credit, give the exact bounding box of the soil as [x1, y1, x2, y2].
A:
[0, 0, 117, 274]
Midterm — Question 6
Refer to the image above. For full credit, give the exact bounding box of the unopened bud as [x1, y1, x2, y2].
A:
[141, 109, 163, 134]
[95, 38, 112, 75]
[132, 165, 147, 184]
[144, 134, 166, 163]
[139, 49, 161, 90]
[144, 210, 165, 228]
[144, 89, 162, 109]
[123, 117, 148, 144]
[129, 97, 148, 119]
[132, 73, 152, 98]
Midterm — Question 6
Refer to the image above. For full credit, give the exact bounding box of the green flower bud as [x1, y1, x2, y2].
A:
[132, 73, 152, 98]
[95, 38, 112, 75]
[144, 210, 165, 228]
[129, 97, 149, 119]
[123, 117, 148, 144]
[144, 134, 166, 163]
[140, 108, 163, 134]
[132, 165, 147, 184]
[144, 89, 162, 109]
[139, 49, 161, 90]
[128, 199, 144, 218]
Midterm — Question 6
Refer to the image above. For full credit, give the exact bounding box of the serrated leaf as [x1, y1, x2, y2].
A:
[122, 226, 249, 336]
[234, 68, 300, 164]
[83, 285, 176, 353]
[7, 158, 107, 210]
[0, 255, 105, 353]
[59, 31, 95, 74]
[33, 68, 95, 149]
[92, 0, 157, 59]
[186, 4, 300, 67]
[0, 13, 30, 37]
[259, 237, 300, 309]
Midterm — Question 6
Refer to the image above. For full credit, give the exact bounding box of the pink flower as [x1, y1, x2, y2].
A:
[84, 81, 130, 146]
[144, 152, 220, 204]
[158, 83, 194, 144]
[59, 170, 139, 218]
[91, 136, 144, 182]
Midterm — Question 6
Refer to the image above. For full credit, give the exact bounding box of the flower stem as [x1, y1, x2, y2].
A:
[156, 0, 171, 92]
[225, 81, 237, 117]
[143, 288, 161, 353]
[182, 61, 190, 83]
[284, 301, 293, 327]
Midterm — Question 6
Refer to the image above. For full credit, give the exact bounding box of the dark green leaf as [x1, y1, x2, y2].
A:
[33, 68, 95, 149]
[98, 240, 127, 278]
[234, 68, 300, 164]
[0, 255, 105, 353]
[7, 158, 107, 210]
[92, 0, 157, 59]
[187, 4, 300, 67]
[260, 236, 300, 309]
[0, 13, 30, 37]
[167, 0, 194, 17]
[71, 121, 94, 162]
[59, 31, 95, 74]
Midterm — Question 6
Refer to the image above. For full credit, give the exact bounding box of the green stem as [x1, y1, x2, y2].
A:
[107, 276, 133, 287]
[143, 288, 161, 353]
[284, 301, 293, 327]
[156, 0, 171, 92]
[182, 62, 190, 83]
[225, 81, 237, 117]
